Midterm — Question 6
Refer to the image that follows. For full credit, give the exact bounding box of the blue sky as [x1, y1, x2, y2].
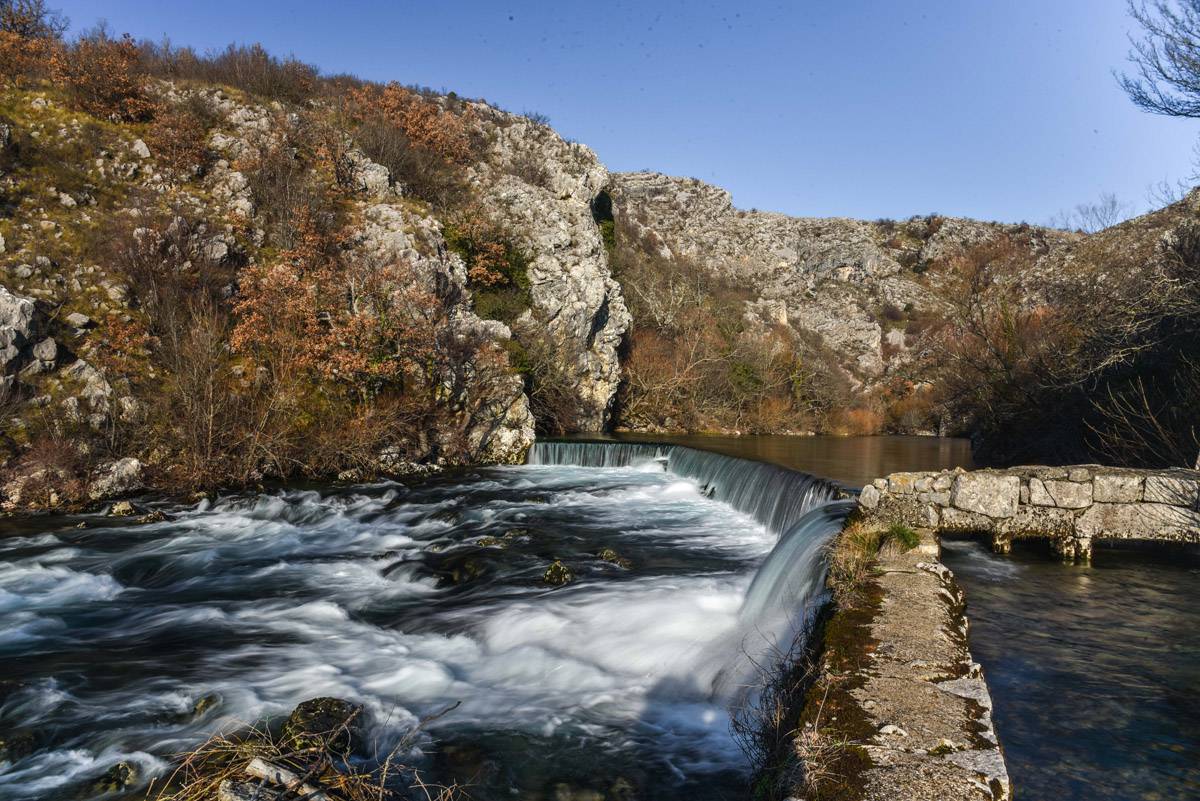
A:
[55, 0, 1197, 223]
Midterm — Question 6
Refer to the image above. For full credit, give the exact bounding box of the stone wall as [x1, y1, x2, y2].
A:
[858, 466, 1200, 560]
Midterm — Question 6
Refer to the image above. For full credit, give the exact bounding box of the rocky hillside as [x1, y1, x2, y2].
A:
[0, 19, 1196, 512]
[466, 106, 629, 431]
[603, 170, 1200, 464]
[0, 29, 632, 510]
[606, 171, 1077, 382]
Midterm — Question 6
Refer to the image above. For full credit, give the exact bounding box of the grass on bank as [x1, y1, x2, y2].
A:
[738, 514, 920, 801]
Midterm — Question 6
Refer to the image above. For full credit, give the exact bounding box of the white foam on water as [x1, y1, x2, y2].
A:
[940, 539, 1024, 580]
[0, 562, 123, 614]
[0, 463, 829, 797]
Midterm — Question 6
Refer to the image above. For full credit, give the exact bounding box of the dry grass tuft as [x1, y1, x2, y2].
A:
[825, 517, 885, 609]
[792, 682, 855, 798]
[730, 623, 820, 801]
[151, 706, 466, 801]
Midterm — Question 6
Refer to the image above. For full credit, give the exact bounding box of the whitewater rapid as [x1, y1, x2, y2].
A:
[0, 453, 848, 800]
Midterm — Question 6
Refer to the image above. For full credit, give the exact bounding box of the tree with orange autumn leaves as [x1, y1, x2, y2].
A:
[49, 27, 153, 121]
[348, 81, 476, 165]
[231, 212, 441, 397]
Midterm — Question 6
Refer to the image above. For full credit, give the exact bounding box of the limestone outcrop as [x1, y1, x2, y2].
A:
[469, 109, 630, 430]
[177, 87, 538, 463]
[0, 83, 541, 513]
[607, 171, 1076, 382]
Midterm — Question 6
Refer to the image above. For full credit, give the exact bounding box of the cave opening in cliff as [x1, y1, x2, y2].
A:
[591, 189, 614, 226]
[591, 190, 617, 260]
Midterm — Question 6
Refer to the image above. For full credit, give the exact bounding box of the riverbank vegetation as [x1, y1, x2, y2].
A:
[919, 208, 1200, 467]
[0, 2, 570, 507]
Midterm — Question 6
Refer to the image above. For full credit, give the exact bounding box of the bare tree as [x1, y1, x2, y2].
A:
[1090, 358, 1200, 469]
[1120, 1, 1200, 117]
[1147, 177, 1191, 206]
[0, 0, 66, 39]
[1048, 192, 1133, 233]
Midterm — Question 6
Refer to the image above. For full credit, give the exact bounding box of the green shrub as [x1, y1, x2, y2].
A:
[444, 218, 533, 323]
[885, 522, 920, 550]
[473, 285, 529, 325]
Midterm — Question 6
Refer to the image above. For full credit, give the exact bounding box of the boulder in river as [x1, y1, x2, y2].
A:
[283, 697, 363, 753]
[597, 548, 632, 569]
[107, 499, 137, 516]
[191, 692, 220, 717]
[89, 458, 143, 502]
[89, 760, 138, 794]
[543, 560, 575, 586]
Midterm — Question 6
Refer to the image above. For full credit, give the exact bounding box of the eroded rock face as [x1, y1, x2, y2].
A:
[201, 92, 536, 464]
[0, 286, 40, 373]
[469, 111, 630, 431]
[346, 202, 535, 463]
[606, 172, 1074, 383]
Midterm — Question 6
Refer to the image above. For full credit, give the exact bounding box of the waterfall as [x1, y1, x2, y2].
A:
[528, 440, 847, 537]
[529, 439, 855, 695]
[738, 499, 857, 628]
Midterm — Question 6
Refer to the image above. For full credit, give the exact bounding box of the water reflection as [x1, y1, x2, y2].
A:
[567, 433, 973, 487]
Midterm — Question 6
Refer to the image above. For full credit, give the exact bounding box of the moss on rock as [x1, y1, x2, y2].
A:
[542, 559, 574, 586]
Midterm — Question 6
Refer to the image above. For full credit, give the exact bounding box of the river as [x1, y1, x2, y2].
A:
[4, 434, 1193, 801]
[942, 539, 1200, 800]
[0, 443, 846, 800]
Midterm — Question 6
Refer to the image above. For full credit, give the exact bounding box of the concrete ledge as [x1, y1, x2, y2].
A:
[858, 465, 1200, 560]
[797, 532, 1009, 800]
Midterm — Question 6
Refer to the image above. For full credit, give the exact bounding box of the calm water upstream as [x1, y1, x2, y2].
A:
[942, 539, 1200, 801]
[571, 433, 973, 487]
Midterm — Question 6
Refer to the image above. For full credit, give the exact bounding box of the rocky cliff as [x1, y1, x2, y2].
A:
[606, 171, 1078, 382]
[467, 107, 629, 430]
[0, 55, 644, 510]
[1, 36, 1197, 508]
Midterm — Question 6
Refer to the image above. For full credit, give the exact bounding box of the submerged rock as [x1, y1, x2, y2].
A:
[90, 761, 138, 794]
[543, 560, 574, 586]
[0, 729, 35, 763]
[608, 777, 638, 800]
[434, 553, 488, 585]
[430, 507, 460, 524]
[477, 528, 532, 548]
[107, 500, 136, 517]
[192, 692, 220, 717]
[596, 548, 632, 569]
[552, 783, 604, 801]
